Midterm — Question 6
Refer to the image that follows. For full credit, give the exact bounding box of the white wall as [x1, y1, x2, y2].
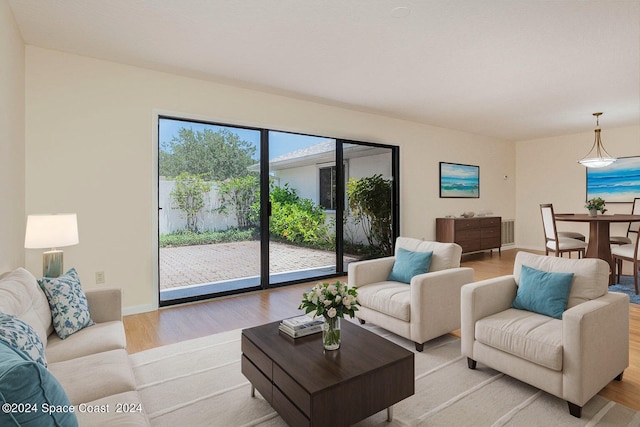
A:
[515, 125, 640, 251]
[275, 164, 318, 202]
[0, 3, 25, 272]
[24, 46, 515, 313]
[349, 153, 392, 180]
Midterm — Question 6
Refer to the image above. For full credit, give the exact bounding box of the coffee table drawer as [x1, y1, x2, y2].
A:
[241, 355, 272, 404]
[273, 386, 309, 427]
[273, 364, 310, 416]
[242, 337, 272, 380]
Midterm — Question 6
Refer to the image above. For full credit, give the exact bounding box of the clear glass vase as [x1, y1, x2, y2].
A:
[323, 316, 341, 350]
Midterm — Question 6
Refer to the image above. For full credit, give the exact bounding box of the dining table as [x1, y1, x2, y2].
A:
[554, 213, 640, 285]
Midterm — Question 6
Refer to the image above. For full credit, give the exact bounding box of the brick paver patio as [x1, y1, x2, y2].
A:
[160, 241, 359, 289]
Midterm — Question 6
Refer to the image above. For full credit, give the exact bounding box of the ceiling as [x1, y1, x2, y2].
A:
[8, 0, 640, 141]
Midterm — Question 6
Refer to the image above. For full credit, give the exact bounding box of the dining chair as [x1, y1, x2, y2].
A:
[540, 204, 588, 258]
[610, 197, 640, 245]
[552, 215, 586, 242]
[612, 198, 640, 294]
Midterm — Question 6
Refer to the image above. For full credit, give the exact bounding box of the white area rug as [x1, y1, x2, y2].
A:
[129, 324, 640, 427]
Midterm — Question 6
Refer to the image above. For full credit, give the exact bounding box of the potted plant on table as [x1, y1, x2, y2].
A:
[585, 197, 607, 217]
[299, 281, 359, 351]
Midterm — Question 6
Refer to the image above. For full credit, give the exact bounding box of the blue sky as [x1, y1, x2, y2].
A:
[159, 118, 329, 160]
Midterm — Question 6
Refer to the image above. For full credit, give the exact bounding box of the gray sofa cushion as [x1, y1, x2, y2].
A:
[476, 308, 563, 371]
[46, 320, 126, 364]
[0, 268, 53, 344]
[356, 282, 411, 321]
[49, 349, 137, 405]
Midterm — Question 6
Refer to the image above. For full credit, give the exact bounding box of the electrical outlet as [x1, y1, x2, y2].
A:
[95, 271, 105, 284]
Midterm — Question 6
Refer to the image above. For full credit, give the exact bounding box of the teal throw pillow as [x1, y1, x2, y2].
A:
[512, 265, 574, 319]
[38, 268, 94, 340]
[0, 312, 47, 368]
[0, 340, 78, 427]
[388, 248, 433, 284]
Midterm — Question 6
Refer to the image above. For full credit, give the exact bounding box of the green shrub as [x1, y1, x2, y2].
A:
[214, 174, 259, 229]
[346, 174, 393, 256]
[160, 228, 258, 248]
[170, 172, 211, 233]
[162, 183, 335, 250]
[268, 184, 333, 248]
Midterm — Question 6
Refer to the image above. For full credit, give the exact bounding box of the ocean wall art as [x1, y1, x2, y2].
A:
[440, 162, 479, 198]
[586, 156, 640, 203]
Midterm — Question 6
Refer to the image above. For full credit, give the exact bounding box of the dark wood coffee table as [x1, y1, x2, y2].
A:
[241, 320, 414, 427]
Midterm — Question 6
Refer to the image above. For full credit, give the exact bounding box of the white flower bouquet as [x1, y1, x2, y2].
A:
[299, 281, 359, 350]
[299, 281, 359, 319]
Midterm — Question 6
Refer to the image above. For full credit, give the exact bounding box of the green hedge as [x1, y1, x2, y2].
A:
[160, 228, 258, 248]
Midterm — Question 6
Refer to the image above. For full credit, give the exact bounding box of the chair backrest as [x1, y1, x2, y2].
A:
[630, 198, 640, 258]
[628, 197, 640, 238]
[633, 198, 640, 215]
[513, 251, 609, 309]
[539, 204, 559, 243]
[395, 237, 462, 272]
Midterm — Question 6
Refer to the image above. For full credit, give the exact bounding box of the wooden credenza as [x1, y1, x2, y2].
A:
[436, 216, 502, 254]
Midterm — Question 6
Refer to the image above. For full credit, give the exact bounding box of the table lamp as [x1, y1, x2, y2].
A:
[24, 213, 79, 278]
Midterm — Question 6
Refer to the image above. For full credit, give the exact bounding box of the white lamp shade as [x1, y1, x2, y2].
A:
[25, 214, 79, 249]
[577, 157, 616, 168]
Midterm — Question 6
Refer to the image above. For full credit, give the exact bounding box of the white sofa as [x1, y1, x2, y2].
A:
[461, 252, 629, 418]
[348, 237, 474, 351]
[0, 268, 149, 426]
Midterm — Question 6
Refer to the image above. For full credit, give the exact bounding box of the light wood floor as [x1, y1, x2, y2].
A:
[123, 248, 640, 411]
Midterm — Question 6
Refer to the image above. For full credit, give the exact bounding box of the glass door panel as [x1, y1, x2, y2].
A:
[343, 142, 395, 269]
[268, 131, 338, 285]
[158, 117, 261, 303]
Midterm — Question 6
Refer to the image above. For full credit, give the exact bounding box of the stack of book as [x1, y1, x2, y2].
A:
[278, 315, 323, 338]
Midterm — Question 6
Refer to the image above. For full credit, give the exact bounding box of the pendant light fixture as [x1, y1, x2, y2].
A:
[578, 112, 616, 168]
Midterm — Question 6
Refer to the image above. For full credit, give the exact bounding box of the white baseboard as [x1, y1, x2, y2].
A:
[514, 244, 545, 252]
[123, 303, 157, 316]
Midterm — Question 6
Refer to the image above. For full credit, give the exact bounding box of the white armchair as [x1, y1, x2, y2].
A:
[461, 251, 629, 418]
[348, 237, 474, 351]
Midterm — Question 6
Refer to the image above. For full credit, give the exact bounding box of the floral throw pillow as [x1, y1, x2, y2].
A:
[0, 312, 48, 367]
[38, 268, 95, 340]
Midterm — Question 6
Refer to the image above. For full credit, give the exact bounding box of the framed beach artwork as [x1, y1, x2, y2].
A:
[440, 162, 479, 198]
[586, 156, 640, 203]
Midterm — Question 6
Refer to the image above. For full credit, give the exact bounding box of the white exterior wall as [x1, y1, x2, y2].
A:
[348, 153, 392, 180]
[274, 164, 318, 202]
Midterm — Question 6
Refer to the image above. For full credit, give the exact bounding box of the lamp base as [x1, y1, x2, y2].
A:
[43, 250, 64, 278]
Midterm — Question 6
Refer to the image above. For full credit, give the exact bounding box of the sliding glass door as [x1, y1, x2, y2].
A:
[158, 118, 261, 303]
[268, 132, 338, 285]
[157, 117, 399, 305]
[342, 142, 397, 267]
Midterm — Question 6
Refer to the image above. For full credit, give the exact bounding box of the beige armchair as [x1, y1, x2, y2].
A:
[461, 251, 629, 418]
[348, 237, 474, 351]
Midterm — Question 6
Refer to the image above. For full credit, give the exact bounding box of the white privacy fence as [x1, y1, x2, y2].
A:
[159, 179, 238, 234]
